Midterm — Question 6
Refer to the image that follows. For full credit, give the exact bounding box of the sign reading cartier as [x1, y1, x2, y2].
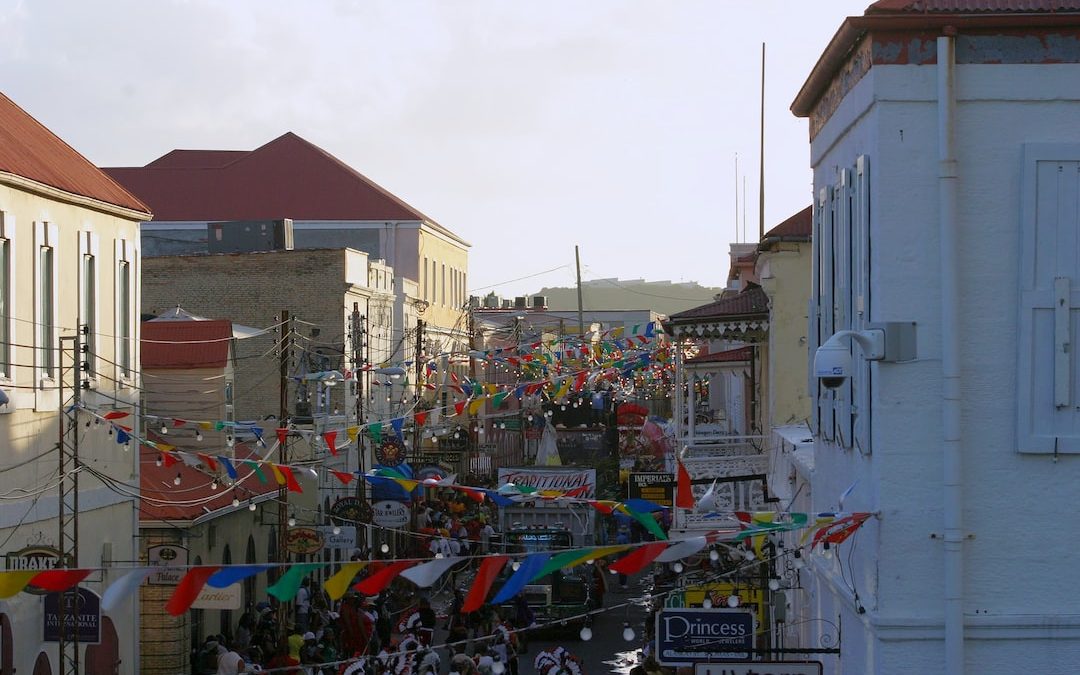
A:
[656, 608, 754, 665]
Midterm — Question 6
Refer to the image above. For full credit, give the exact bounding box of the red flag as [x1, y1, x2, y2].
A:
[574, 372, 587, 392]
[161, 453, 179, 468]
[609, 543, 667, 575]
[331, 470, 355, 485]
[172, 418, 187, 427]
[324, 431, 338, 456]
[104, 411, 129, 420]
[29, 569, 91, 592]
[353, 561, 414, 596]
[676, 460, 694, 509]
[463, 556, 510, 613]
[278, 466, 303, 493]
[167, 566, 222, 616]
[276, 428, 289, 446]
[454, 400, 467, 416]
[415, 411, 428, 427]
[197, 453, 218, 471]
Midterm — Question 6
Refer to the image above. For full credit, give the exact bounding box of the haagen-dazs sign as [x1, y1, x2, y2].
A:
[6, 546, 73, 595]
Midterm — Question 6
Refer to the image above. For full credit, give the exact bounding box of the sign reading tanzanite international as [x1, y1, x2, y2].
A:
[656, 608, 754, 665]
[44, 588, 100, 644]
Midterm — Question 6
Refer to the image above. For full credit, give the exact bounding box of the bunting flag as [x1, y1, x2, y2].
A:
[534, 546, 630, 580]
[278, 466, 303, 493]
[0, 571, 42, 598]
[218, 456, 238, 480]
[268, 563, 323, 601]
[103, 569, 153, 611]
[277, 428, 289, 447]
[346, 426, 360, 442]
[453, 400, 467, 416]
[415, 411, 428, 427]
[490, 553, 551, 605]
[324, 431, 339, 456]
[197, 453, 218, 471]
[167, 567, 222, 616]
[29, 569, 91, 592]
[325, 562, 367, 601]
[207, 565, 272, 589]
[244, 460, 268, 483]
[655, 536, 708, 563]
[675, 459, 694, 509]
[104, 410, 130, 420]
[161, 452, 179, 468]
[609, 542, 667, 575]
[468, 398, 485, 415]
[399, 557, 461, 588]
[331, 470, 355, 485]
[391, 418, 405, 439]
[116, 428, 131, 445]
[369, 423, 383, 445]
[463, 556, 509, 613]
[354, 561, 414, 596]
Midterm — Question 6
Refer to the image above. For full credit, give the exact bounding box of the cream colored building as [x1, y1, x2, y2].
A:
[0, 92, 149, 674]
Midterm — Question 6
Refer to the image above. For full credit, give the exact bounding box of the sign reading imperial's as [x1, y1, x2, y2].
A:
[6, 546, 73, 595]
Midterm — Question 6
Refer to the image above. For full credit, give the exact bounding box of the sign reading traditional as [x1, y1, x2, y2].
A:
[497, 467, 597, 500]
[655, 608, 754, 665]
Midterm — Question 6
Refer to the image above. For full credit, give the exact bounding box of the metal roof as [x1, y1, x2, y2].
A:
[141, 319, 233, 370]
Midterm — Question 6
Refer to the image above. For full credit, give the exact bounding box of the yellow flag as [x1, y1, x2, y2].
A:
[346, 426, 359, 442]
[0, 571, 38, 598]
[468, 398, 485, 415]
[324, 562, 366, 600]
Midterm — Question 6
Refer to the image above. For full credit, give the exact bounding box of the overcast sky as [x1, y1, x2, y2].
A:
[1, 0, 869, 297]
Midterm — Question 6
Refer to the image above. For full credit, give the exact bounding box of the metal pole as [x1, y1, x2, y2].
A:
[759, 43, 766, 241]
[575, 246, 585, 335]
[276, 311, 291, 630]
[412, 319, 425, 465]
[58, 331, 82, 675]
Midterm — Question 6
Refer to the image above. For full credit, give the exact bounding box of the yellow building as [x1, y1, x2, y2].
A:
[0, 92, 150, 674]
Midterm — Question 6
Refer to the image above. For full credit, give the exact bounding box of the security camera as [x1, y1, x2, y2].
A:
[813, 329, 887, 389]
[813, 338, 853, 390]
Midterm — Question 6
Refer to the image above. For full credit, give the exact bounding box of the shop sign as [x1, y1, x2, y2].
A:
[655, 608, 753, 665]
[285, 527, 325, 555]
[317, 525, 357, 550]
[146, 544, 189, 586]
[44, 588, 100, 644]
[372, 500, 410, 528]
[497, 467, 596, 498]
[5, 546, 72, 595]
[696, 664, 821, 675]
[627, 472, 676, 507]
[375, 438, 407, 466]
[330, 497, 370, 526]
[192, 583, 242, 610]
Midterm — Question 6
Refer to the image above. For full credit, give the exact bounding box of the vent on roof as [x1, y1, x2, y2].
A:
[484, 294, 502, 309]
[514, 297, 528, 309]
[532, 296, 547, 309]
[207, 219, 294, 254]
[501, 299, 513, 309]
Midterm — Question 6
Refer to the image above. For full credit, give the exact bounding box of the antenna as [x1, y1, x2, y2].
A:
[734, 153, 740, 243]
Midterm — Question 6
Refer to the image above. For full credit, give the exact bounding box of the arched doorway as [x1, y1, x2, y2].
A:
[84, 616, 120, 674]
[0, 613, 12, 675]
[220, 545, 233, 642]
[244, 535, 257, 612]
[31, 652, 50, 675]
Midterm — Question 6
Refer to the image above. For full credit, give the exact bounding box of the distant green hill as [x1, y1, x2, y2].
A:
[529, 279, 725, 316]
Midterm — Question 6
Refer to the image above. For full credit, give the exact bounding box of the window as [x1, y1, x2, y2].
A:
[115, 239, 134, 381]
[441, 263, 446, 307]
[1017, 145, 1080, 453]
[79, 232, 99, 379]
[810, 155, 871, 452]
[35, 222, 58, 383]
[0, 216, 10, 380]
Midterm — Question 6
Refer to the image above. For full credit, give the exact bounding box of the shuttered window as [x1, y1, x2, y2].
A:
[1018, 145, 1080, 453]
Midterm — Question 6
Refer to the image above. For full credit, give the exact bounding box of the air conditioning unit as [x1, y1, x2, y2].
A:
[532, 295, 547, 309]
[514, 296, 528, 309]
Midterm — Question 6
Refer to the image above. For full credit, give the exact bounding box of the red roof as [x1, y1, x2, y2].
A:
[142, 320, 233, 369]
[762, 206, 812, 242]
[104, 132, 465, 244]
[667, 283, 770, 322]
[140, 440, 280, 522]
[0, 92, 149, 213]
[868, 0, 1080, 11]
[685, 346, 754, 364]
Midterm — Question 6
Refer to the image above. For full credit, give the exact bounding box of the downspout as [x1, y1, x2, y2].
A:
[937, 32, 964, 675]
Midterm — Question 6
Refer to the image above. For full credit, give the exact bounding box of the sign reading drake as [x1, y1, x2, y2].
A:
[6, 546, 73, 595]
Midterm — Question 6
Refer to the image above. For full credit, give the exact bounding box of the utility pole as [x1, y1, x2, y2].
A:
[575, 245, 585, 336]
[412, 319, 425, 466]
[57, 330, 83, 675]
[350, 305, 368, 553]
[759, 42, 766, 241]
[276, 311, 291, 628]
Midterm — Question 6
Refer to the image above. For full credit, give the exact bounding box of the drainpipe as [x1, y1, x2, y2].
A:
[937, 31, 964, 675]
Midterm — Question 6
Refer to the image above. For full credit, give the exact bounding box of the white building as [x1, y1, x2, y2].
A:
[788, 2, 1080, 673]
[0, 91, 149, 673]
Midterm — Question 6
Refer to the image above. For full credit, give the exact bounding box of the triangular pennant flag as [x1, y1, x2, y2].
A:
[325, 562, 367, 601]
[534, 546, 630, 580]
[655, 537, 708, 563]
[453, 400, 467, 416]
[207, 565, 272, 589]
[115, 428, 130, 445]
[28, 569, 90, 593]
[391, 418, 405, 439]
[354, 561, 414, 596]
[166, 567, 222, 616]
[676, 459, 694, 509]
[346, 426, 359, 442]
[462, 556, 510, 613]
[103, 568, 153, 611]
[268, 563, 323, 601]
[414, 411, 428, 427]
[269, 463, 286, 486]
[161, 453, 179, 468]
[0, 571, 39, 599]
[490, 553, 551, 605]
[276, 428, 289, 447]
[103, 411, 129, 420]
[468, 398, 485, 415]
[197, 453, 218, 471]
[324, 430, 339, 456]
[218, 456, 238, 480]
[609, 543, 667, 575]
[278, 466, 303, 493]
[622, 506, 668, 541]
[399, 557, 461, 588]
[331, 470, 355, 485]
[243, 460, 268, 483]
[369, 423, 383, 445]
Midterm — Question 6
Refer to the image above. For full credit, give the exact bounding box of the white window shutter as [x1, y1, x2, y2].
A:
[854, 155, 872, 453]
[1018, 146, 1080, 453]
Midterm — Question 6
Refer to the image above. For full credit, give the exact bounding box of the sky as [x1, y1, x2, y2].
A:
[0, 0, 870, 298]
